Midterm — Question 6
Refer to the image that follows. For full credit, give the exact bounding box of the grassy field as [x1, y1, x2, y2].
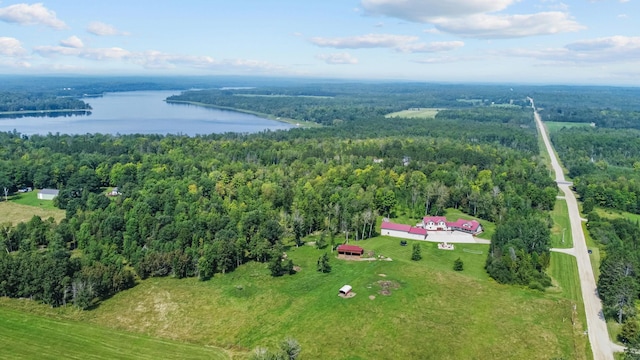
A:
[0, 191, 65, 224]
[551, 198, 573, 248]
[0, 305, 230, 359]
[545, 122, 594, 133]
[385, 108, 441, 119]
[1, 235, 587, 359]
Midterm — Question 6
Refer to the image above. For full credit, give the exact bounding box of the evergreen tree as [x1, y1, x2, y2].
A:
[411, 243, 422, 261]
[269, 255, 285, 277]
[285, 259, 296, 275]
[620, 318, 640, 344]
[454, 257, 464, 271]
[316, 231, 327, 249]
[317, 253, 331, 273]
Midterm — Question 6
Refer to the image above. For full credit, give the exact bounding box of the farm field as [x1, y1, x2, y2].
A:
[0, 191, 65, 224]
[385, 108, 441, 119]
[1, 236, 586, 359]
[544, 121, 594, 133]
[0, 305, 230, 360]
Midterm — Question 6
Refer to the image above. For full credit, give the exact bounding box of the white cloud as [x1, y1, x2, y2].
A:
[34, 45, 131, 60]
[397, 41, 464, 53]
[60, 36, 84, 49]
[0, 3, 67, 29]
[316, 53, 359, 64]
[134, 50, 215, 69]
[423, 28, 441, 34]
[617, 14, 628, 19]
[87, 21, 129, 36]
[310, 34, 462, 53]
[361, 0, 513, 21]
[500, 36, 640, 64]
[311, 33, 419, 49]
[359, 0, 585, 39]
[414, 55, 480, 64]
[0, 37, 27, 56]
[433, 12, 585, 38]
[32, 43, 284, 72]
[566, 35, 640, 53]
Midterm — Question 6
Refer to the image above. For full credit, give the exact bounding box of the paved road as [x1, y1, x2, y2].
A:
[530, 98, 614, 360]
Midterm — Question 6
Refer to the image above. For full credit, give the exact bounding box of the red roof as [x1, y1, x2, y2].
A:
[423, 216, 447, 224]
[448, 219, 480, 232]
[337, 244, 364, 254]
[381, 222, 412, 232]
[408, 227, 427, 235]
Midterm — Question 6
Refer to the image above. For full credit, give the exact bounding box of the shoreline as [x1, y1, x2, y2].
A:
[0, 109, 91, 116]
[165, 99, 321, 128]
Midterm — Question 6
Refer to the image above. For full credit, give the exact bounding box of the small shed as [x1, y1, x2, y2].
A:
[339, 285, 352, 295]
[337, 244, 364, 258]
[37, 189, 59, 200]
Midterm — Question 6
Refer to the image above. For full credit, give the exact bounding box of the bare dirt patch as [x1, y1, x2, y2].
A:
[378, 273, 387, 277]
[369, 295, 376, 300]
[338, 292, 356, 299]
[377, 280, 400, 296]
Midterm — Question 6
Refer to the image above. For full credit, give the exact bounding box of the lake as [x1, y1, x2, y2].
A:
[0, 90, 293, 136]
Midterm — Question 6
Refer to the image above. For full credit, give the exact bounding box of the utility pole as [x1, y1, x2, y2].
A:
[3, 187, 7, 202]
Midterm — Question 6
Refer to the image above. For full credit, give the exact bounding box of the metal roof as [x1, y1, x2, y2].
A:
[39, 189, 60, 195]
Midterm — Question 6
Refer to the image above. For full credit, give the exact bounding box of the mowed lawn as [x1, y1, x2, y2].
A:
[385, 108, 441, 119]
[0, 306, 230, 360]
[14, 236, 584, 360]
[551, 199, 573, 248]
[0, 191, 65, 224]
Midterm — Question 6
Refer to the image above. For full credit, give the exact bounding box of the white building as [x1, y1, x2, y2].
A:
[37, 189, 59, 200]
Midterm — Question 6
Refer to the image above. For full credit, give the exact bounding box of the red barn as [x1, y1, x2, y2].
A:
[337, 244, 364, 259]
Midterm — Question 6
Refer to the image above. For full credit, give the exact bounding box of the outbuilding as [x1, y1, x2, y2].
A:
[37, 188, 59, 200]
[339, 285, 352, 295]
[337, 244, 364, 259]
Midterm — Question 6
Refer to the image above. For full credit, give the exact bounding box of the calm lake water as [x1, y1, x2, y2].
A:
[0, 90, 293, 136]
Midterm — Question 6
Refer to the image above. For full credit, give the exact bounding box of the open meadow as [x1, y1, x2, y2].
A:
[1, 235, 588, 359]
[0, 191, 65, 225]
[544, 121, 594, 133]
[385, 108, 441, 119]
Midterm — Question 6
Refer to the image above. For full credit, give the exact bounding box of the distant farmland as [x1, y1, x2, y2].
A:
[385, 108, 441, 119]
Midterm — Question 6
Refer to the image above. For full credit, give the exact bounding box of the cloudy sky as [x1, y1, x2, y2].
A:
[0, 1, 638, 85]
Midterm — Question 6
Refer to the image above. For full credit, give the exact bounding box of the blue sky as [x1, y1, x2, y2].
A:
[0, 0, 638, 85]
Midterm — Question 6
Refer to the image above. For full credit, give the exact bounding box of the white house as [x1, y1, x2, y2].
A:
[380, 216, 482, 241]
[37, 189, 59, 200]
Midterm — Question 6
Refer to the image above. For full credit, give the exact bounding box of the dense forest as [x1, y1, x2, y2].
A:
[0, 82, 560, 307]
[0, 92, 91, 113]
